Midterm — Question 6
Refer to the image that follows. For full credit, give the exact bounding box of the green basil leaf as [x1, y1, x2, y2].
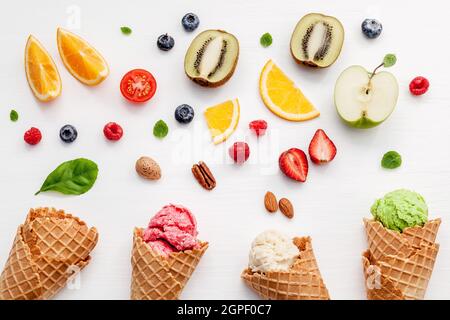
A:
[260, 33, 273, 47]
[381, 151, 402, 169]
[35, 158, 99, 195]
[10, 109, 19, 122]
[120, 26, 132, 35]
[153, 119, 169, 139]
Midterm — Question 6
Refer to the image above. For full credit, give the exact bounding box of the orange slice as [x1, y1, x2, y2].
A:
[25, 35, 61, 102]
[259, 60, 319, 121]
[204, 99, 240, 144]
[57, 28, 109, 85]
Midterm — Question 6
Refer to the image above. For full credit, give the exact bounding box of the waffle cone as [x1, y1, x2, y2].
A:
[130, 228, 208, 300]
[0, 208, 98, 300]
[241, 237, 329, 300]
[362, 219, 441, 300]
[364, 218, 440, 261]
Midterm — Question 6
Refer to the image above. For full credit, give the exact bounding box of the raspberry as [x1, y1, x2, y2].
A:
[229, 142, 250, 164]
[409, 76, 429, 96]
[249, 120, 268, 137]
[103, 122, 123, 141]
[24, 127, 42, 145]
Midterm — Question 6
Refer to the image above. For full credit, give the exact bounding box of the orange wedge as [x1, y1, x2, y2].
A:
[25, 35, 61, 102]
[260, 60, 319, 121]
[204, 99, 240, 144]
[57, 28, 109, 85]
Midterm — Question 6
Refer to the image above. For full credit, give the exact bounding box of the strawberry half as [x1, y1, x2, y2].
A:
[279, 148, 309, 182]
[308, 129, 337, 164]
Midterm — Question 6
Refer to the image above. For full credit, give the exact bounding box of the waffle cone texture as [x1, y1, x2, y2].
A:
[0, 208, 98, 300]
[362, 218, 441, 300]
[241, 237, 330, 300]
[130, 228, 208, 300]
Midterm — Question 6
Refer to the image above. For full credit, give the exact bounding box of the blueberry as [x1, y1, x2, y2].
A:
[59, 124, 77, 143]
[181, 13, 200, 31]
[175, 104, 195, 124]
[157, 34, 175, 51]
[362, 19, 383, 39]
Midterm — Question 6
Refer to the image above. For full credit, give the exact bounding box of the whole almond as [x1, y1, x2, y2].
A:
[279, 198, 294, 219]
[135, 156, 161, 180]
[264, 191, 278, 213]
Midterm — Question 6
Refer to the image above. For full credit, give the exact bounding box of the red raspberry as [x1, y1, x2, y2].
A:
[249, 120, 268, 137]
[409, 76, 429, 96]
[24, 127, 42, 145]
[103, 122, 123, 141]
[229, 142, 250, 164]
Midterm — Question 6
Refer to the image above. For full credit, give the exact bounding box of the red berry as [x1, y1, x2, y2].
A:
[229, 142, 250, 164]
[24, 127, 42, 145]
[103, 122, 123, 141]
[409, 76, 429, 96]
[249, 120, 268, 137]
[308, 129, 337, 164]
[279, 148, 309, 182]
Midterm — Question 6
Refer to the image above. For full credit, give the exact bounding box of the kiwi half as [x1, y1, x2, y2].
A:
[185, 30, 239, 87]
[290, 13, 344, 68]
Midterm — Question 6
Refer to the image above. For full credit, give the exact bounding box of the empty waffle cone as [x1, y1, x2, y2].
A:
[0, 208, 98, 300]
[241, 237, 330, 300]
[362, 219, 441, 300]
[130, 228, 208, 300]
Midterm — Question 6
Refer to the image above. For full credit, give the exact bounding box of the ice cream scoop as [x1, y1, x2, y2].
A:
[371, 189, 428, 232]
[248, 230, 299, 273]
[143, 204, 200, 256]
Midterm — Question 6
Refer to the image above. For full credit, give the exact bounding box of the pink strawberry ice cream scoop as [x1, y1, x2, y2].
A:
[143, 204, 200, 256]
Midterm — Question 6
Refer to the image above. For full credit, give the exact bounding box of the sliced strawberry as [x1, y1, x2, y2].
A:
[279, 148, 309, 182]
[308, 129, 337, 164]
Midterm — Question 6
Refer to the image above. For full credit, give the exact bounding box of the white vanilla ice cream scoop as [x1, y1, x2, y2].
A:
[248, 230, 300, 273]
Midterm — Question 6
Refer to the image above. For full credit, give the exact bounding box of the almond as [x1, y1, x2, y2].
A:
[264, 191, 278, 213]
[135, 156, 161, 180]
[279, 198, 294, 219]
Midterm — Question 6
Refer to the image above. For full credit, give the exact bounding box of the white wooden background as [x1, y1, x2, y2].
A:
[0, 0, 449, 299]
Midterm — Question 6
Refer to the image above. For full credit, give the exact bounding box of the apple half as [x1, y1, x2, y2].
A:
[334, 65, 399, 129]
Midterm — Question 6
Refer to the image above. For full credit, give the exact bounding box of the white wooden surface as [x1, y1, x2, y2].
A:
[0, 0, 449, 299]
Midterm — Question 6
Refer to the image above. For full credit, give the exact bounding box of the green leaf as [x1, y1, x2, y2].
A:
[260, 33, 273, 47]
[381, 151, 402, 169]
[35, 158, 99, 195]
[153, 120, 169, 139]
[10, 110, 18, 122]
[120, 26, 132, 35]
[383, 54, 397, 68]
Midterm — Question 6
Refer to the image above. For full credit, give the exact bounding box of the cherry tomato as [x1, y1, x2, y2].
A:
[120, 69, 157, 103]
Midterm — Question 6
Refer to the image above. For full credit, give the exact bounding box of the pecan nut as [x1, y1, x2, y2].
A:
[192, 161, 216, 190]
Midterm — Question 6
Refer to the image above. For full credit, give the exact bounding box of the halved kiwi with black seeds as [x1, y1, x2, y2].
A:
[184, 30, 239, 87]
[290, 13, 344, 68]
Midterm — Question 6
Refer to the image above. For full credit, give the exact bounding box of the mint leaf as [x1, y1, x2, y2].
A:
[381, 151, 402, 169]
[260, 33, 273, 47]
[153, 120, 169, 138]
[10, 110, 18, 122]
[383, 54, 397, 68]
[120, 26, 132, 35]
[35, 158, 99, 195]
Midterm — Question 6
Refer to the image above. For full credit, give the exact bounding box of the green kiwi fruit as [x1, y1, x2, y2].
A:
[290, 13, 344, 68]
[184, 30, 239, 87]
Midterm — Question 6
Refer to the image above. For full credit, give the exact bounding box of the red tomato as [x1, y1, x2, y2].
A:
[120, 69, 157, 103]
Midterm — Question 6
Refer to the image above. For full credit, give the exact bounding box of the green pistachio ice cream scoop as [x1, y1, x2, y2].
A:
[371, 189, 428, 232]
